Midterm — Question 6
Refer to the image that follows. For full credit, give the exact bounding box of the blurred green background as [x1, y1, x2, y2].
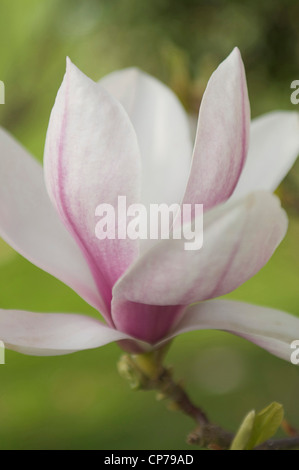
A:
[0, 0, 299, 450]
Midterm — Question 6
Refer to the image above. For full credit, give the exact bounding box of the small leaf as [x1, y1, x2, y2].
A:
[230, 410, 256, 450]
[246, 402, 284, 449]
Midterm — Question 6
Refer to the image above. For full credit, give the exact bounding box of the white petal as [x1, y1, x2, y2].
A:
[233, 111, 299, 199]
[181, 48, 250, 211]
[164, 299, 299, 362]
[44, 59, 141, 314]
[0, 127, 105, 313]
[99, 68, 192, 208]
[112, 192, 287, 307]
[0, 309, 132, 356]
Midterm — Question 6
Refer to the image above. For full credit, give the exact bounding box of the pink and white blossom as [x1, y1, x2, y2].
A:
[0, 48, 299, 360]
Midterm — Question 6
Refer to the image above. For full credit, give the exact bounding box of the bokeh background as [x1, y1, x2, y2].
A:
[0, 0, 298, 450]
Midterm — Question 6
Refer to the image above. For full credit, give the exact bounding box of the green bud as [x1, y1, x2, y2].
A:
[246, 402, 284, 449]
[230, 410, 256, 450]
[230, 402, 284, 450]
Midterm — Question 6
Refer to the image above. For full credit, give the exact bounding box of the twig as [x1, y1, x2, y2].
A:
[255, 437, 299, 450]
[118, 353, 299, 451]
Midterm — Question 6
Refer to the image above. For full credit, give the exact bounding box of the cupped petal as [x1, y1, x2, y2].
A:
[44, 59, 141, 314]
[0, 127, 106, 314]
[0, 309, 133, 356]
[99, 68, 192, 208]
[112, 191, 287, 309]
[182, 47, 250, 212]
[163, 299, 299, 362]
[232, 111, 299, 199]
[111, 297, 185, 343]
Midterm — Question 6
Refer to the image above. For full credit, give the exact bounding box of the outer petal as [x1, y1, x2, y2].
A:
[182, 47, 250, 212]
[232, 111, 299, 199]
[112, 192, 287, 310]
[99, 68, 192, 208]
[163, 299, 299, 362]
[44, 59, 141, 315]
[0, 309, 133, 356]
[0, 127, 105, 313]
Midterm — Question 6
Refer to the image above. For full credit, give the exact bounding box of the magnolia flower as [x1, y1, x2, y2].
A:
[0, 48, 299, 360]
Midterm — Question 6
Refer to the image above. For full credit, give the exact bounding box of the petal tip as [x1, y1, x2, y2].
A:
[232, 46, 241, 56]
[65, 56, 79, 78]
[224, 47, 245, 76]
